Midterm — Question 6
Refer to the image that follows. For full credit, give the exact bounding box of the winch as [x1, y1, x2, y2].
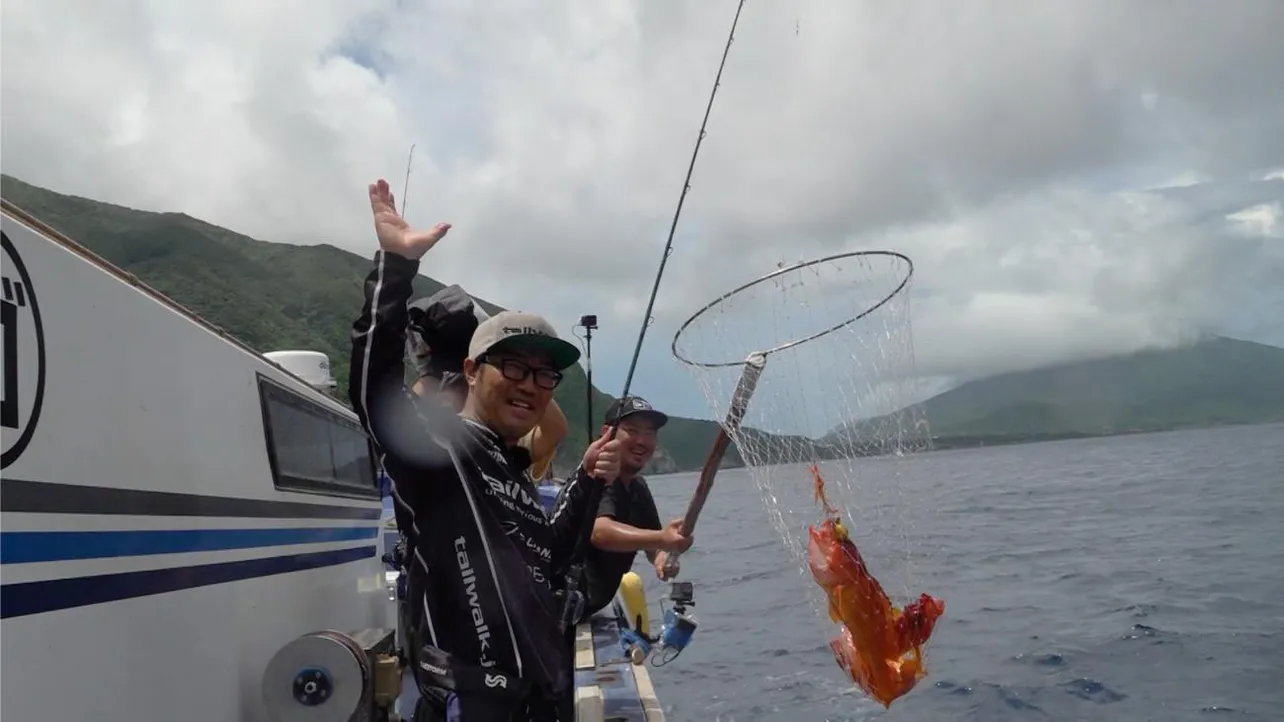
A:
[618, 581, 699, 667]
[262, 628, 403, 722]
[652, 581, 698, 665]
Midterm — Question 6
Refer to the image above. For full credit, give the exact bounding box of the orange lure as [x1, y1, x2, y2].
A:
[806, 464, 945, 707]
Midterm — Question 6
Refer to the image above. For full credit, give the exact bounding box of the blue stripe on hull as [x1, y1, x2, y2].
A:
[1, 526, 379, 564]
[1, 478, 382, 519]
[0, 545, 377, 619]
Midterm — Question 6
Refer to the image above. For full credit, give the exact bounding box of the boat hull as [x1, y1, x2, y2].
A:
[1, 203, 390, 722]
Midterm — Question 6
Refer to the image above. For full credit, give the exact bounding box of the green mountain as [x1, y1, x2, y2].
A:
[6, 174, 1281, 472]
[829, 336, 1284, 450]
[915, 336, 1284, 446]
[0, 174, 740, 475]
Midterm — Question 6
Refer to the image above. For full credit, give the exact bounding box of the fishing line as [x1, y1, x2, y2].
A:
[557, 0, 750, 632]
[616, 0, 748, 402]
[400, 144, 416, 218]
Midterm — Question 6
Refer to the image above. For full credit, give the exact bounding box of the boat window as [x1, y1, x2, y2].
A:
[258, 375, 379, 498]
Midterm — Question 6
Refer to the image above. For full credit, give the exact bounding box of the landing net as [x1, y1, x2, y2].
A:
[670, 250, 933, 615]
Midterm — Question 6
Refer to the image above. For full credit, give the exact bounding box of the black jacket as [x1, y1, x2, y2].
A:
[348, 250, 601, 704]
[405, 283, 488, 382]
[580, 475, 662, 617]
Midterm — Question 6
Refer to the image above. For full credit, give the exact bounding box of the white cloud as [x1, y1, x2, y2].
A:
[1148, 170, 1209, 189]
[1226, 202, 1282, 238]
[3, 0, 1283, 421]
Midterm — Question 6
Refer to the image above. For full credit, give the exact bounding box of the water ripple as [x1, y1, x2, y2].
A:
[1061, 677, 1126, 703]
[642, 424, 1284, 721]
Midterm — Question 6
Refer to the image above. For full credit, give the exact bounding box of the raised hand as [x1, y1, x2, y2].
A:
[581, 429, 622, 483]
[368, 178, 451, 260]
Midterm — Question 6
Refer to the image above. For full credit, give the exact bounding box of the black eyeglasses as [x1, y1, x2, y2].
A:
[481, 356, 563, 390]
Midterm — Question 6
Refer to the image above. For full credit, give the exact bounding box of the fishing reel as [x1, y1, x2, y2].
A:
[262, 629, 403, 722]
[382, 536, 408, 602]
[649, 582, 698, 667]
[556, 561, 587, 635]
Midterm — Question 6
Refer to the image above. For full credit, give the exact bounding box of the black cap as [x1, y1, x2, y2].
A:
[604, 396, 669, 428]
[406, 284, 490, 377]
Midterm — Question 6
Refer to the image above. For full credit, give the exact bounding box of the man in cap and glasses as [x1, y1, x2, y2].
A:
[350, 178, 619, 721]
[405, 285, 568, 479]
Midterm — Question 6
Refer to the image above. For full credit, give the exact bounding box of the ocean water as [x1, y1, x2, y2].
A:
[638, 422, 1284, 721]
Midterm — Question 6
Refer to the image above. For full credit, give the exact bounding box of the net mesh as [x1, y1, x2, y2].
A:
[671, 251, 933, 620]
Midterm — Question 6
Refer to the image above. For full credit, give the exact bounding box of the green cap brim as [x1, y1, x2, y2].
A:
[489, 335, 582, 370]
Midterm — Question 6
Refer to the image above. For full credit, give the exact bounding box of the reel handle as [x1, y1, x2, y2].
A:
[662, 551, 681, 580]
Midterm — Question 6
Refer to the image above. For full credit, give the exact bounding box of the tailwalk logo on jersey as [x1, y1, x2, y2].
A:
[1, 229, 47, 469]
[482, 472, 545, 524]
[454, 535, 495, 668]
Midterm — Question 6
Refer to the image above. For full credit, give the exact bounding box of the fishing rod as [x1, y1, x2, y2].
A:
[557, 0, 750, 634]
[618, 0, 747, 400]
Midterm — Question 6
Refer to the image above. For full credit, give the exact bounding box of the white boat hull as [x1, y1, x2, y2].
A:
[1, 203, 390, 722]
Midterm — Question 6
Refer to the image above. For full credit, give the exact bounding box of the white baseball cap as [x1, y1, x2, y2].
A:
[467, 311, 581, 370]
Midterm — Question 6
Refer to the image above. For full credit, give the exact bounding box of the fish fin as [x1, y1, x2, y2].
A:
[828, 585, 847, 623]
[811, 464, 839, 516]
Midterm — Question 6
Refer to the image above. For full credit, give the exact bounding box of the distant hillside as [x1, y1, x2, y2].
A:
[0, 174, 743, 475]
[917, 336, 1284, 446]
[7, 174, 1281, 472]
[831, 336, 1284, 450]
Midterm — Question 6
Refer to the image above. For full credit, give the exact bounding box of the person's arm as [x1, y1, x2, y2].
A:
[547, 466, 605, 572]
[589, 484, 659, 552]
[521, 400, 567, 479]
[533, 400, 569, 460]
[593, 517, 665, 553]
[547, 432, 621, 572]
[637, 483, 665, 562]
[348, 250, 462, 471]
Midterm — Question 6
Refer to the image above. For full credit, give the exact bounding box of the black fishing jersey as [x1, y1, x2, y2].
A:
[348, 250, 602, 705]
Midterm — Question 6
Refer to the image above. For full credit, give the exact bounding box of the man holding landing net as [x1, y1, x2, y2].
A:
[570, 396, 694, 621]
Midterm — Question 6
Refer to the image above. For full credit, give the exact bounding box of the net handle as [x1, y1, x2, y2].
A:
[670, 250, 915, 368]
[662, 352, 767, 578]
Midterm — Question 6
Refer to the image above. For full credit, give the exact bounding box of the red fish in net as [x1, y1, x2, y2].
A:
[806, 464, 945, 707]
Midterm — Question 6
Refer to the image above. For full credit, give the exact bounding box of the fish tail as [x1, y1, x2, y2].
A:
[810, 464, 838, 515]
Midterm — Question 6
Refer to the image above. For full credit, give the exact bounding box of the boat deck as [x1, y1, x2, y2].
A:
[555, 480, 666, 721]
[391, 604, 664, 721]
[573, 608, 665, 721]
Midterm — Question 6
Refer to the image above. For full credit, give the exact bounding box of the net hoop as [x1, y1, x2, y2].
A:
[670, 250, 915, 368]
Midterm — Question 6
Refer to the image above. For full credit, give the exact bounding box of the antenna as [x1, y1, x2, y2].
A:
[400, 144, 416, 217]
[575, 314, 600, 438]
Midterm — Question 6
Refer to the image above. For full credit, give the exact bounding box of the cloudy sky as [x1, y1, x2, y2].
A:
[4, 0, 1283, 423]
